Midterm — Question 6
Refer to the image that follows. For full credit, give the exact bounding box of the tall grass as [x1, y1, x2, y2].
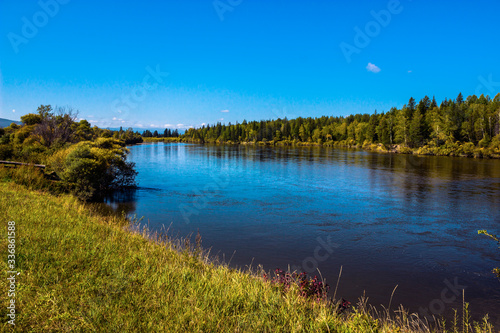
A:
[0, 165, 59, 192]
[0, 182, 495, 332]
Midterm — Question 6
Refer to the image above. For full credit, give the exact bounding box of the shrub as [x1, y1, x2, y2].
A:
[397, 145, 413, 154]
[49, 138, 137, 200]
[21, 113, 43, 125]
[0, 144, 13, 160]
[264, 269, 330, 302]
[478, 136, 491, 148]
[459, 142, 475, 157]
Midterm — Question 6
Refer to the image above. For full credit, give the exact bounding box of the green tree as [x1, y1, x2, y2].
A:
[21, 113, 43, 125]
[73, 119, 93, 141]
[355, 122, 368, 145]
[408, 109, 424, 147]
[37, 104, 53, 119]
[394, 110, 409, 145]
[427, 106, 446, 145]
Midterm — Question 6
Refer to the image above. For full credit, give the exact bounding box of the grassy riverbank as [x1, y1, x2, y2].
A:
[0, 179, 495, 332]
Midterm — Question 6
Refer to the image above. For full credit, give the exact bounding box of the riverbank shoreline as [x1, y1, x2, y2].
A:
[142, 137, 500, 159]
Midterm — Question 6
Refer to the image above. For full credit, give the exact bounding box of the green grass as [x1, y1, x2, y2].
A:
[0, 181, 495, 332]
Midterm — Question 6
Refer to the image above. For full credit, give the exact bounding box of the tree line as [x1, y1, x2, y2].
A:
[141, 128, 180, 138]
[182, 93, 500, 157]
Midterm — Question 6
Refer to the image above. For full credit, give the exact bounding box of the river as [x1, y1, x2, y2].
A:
[104, 142, 500, 325]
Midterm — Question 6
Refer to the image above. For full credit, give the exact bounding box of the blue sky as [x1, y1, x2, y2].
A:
[1, 0, 499, 130]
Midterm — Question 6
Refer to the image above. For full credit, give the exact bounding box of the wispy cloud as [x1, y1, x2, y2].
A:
[366, 62, 381, 73]
[12, 109, 15, 113]
[220, 109, 229, 113]
[164, 123, 188, 129]
[408, 70, 412, 73]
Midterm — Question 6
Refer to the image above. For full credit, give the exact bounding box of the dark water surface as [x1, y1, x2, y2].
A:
[106, 143, 500, 325]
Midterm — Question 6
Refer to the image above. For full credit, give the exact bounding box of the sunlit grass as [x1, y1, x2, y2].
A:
[0, 181, 495, 332]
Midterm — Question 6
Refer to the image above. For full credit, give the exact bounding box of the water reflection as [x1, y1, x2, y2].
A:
[98, 189, 138, 216]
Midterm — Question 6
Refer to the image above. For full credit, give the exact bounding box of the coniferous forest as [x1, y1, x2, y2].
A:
[180, 93, 500, 158]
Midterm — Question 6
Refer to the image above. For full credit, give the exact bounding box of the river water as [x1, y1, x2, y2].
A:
[105, 143, 500, 325]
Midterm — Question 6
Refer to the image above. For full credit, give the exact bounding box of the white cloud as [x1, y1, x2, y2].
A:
[219, 118, 224, 121]
[112, 117, 117, 120]
[12, 109, 15, 113]
[366, 63, 381, 73]
[176, 123, 185, 128]
[220, 109, 229, 113]
[150, 124, 156, 128]
[201, 122, 206, 126]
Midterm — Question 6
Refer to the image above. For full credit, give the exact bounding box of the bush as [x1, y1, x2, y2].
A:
[490, 135, 500, 154]
[478, 136, 491, 148]
[459, 142, 475, 157]
[0, 144, 13, 160]
[49, 138, 137, 200]
[397, 145, 413, 154]
[14, 141, 47, 163]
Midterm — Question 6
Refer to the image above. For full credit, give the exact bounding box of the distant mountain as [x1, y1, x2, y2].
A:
[0, 118, 22, 128]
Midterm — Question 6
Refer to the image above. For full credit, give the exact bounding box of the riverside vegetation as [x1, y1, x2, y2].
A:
[0, 101, 498, 331]
[0, 105, 142, 201]
[147, 93, 500, 159]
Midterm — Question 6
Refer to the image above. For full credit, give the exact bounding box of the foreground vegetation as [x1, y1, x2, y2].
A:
[0, 105, 140, 200]
[0, 179, 496, 332]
